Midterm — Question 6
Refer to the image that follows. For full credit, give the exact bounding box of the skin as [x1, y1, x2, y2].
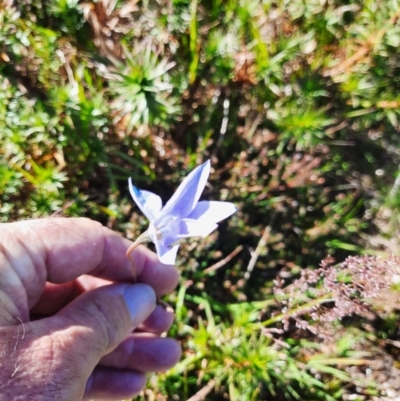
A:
[0, 218, 181, 401]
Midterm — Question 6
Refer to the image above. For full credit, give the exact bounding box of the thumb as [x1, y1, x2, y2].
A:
[55, 282, 157, 359]
[37, 283, 156, 398]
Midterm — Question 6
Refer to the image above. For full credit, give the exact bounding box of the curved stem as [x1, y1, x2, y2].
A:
[126, 231, 151, 279]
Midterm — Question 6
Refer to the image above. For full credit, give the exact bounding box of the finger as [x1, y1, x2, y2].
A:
[34, 277, 176, 332]
[100, 333, 182, 373]
[31, 279, 175, 334]
[135, 250, 179, 296]
[52, 283, 156, 371]
[138, 304, 175, 334]
[31, 276, 110, 315]
[30, 281, 84, 315]
[24, 283, 156, 400]
[1, 218, 179, 314]
[84, 367, 146, 401]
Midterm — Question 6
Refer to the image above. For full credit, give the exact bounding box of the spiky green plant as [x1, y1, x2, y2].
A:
[109, 48, 179, 132]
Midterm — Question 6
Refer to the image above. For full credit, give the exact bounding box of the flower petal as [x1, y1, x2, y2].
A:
[154, 240, 180, 265]
[178, 201, 237, 238]
[128, 178, 163, 221]
[160, 160, 211, 219]
[179, 220, 218, 238]
[186, 201, 237, 223]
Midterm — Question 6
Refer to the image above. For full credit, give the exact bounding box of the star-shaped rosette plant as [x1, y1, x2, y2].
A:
[126, 160, 237, 265]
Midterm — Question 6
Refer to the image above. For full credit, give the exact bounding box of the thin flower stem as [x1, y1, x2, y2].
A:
[126, 231, 150, 279]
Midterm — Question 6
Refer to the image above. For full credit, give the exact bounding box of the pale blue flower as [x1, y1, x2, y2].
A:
[127, 160, 237, 264]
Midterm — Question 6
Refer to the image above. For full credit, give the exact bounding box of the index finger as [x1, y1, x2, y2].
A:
[1, 218, 179, 298]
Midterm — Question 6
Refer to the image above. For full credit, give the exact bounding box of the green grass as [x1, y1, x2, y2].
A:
[2, 0, 400, 399]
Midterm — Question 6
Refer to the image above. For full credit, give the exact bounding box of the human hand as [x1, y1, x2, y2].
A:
[0, 218, 181, 401]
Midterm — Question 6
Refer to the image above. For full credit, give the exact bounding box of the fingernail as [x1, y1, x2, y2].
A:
[123, 284, 156, 326]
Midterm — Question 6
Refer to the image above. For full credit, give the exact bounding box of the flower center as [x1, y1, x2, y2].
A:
[150, 215, 181, 245]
